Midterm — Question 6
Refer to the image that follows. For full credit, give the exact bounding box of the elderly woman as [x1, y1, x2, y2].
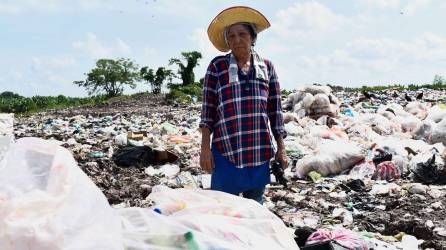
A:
[199, 6, 287, 204]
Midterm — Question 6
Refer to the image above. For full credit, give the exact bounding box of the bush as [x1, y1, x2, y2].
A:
[281, 89, 292, 98]
[166, 82, 202, 103]
[0, 97, 37, 113]
[0, 92, 108, 114]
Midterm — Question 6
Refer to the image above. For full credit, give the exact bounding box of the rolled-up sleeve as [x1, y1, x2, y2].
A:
[267, 61, 287, 138]
[199, 62, 218, 133]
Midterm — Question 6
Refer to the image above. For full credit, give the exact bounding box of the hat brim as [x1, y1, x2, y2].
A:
[207, 6, 270, 52]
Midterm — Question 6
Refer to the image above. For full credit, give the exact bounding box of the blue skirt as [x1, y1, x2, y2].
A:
[211, 148, 271, 195]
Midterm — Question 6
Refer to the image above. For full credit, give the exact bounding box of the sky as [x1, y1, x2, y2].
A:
[1, 0, 445, 97]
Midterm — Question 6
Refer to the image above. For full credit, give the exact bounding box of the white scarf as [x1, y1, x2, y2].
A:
[228, 50, 268, 84]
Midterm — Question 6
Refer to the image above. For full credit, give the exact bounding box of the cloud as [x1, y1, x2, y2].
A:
[271, 1, 346, 41]
[347, 32, 446, 63]
[31, 57, 76, 72]
[358, 0, 401, 9]
[188, 28, 221, 76]
[73, 33, 132, 59]
[143, 47, 158, 57]
[0, 0, 66, 14]
[0, 3, 22, 14]
[153, 0, 213, 18]
[0, 0, 119, 14]
[402, 0, 431, 15]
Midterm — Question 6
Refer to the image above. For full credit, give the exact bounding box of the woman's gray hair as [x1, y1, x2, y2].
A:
[224, 22, 258, 47]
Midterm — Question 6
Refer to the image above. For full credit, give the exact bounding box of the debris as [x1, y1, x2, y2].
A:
[308, 171, 322, 183]
[8, 87, 446, 248]
[408, 183, 428, 195]
[304, 228, 368, 250]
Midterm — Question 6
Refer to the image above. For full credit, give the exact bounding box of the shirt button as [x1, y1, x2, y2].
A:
[245, 87, 250, 91]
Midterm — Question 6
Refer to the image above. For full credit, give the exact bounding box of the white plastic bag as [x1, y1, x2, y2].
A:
[0, 138, 123, 250]
[430, 117, 446, 145]
[120, 185, 298, 250]
[295, 139, 364, 177]
[299, 85, 332, 95]
[0, 113, 14, 162]
[426, 105, 446, 123]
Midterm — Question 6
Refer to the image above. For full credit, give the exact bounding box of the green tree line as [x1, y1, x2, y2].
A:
[344, 75, 446, 92]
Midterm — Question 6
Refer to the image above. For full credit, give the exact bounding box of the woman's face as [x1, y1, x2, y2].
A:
[226, 24, 254, 58]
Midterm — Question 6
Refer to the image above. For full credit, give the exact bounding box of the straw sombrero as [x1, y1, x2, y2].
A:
[207, 6, 270, 52]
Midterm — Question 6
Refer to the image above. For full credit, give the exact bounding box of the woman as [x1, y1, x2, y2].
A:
[200, 6, 287, 204]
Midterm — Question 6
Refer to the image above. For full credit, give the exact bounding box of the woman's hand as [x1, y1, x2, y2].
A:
[275, 148, 288, 169]
[200, 147, 214, 173]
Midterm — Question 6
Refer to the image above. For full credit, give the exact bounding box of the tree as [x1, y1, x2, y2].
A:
[0, 91, 21, 99]
[74, 58, 140, 97]
[140, 66, 174, 94]
[433, 75, 444, 86]
[169, 51, 202, 86]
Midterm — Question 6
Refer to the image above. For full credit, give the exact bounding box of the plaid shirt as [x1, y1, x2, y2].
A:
[200, 52, 286, 168]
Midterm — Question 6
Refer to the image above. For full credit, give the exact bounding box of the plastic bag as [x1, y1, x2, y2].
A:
[305, 228, 368, 250]
[372, 149, 393, 166]
[283, 112, 299, 124]
[426, 105, 446, 123]
[0, 138, 122, 250]
[412, 119, 434, 141]
[299, 85, 332, 95]
[295, 140, 364, 177]
[392, 115, 422, 133]
[410, 152, 446, 184]
[0, 114, 14, 162]
[349, 161, 376, 180]
[405, 101, 428, 120]
[302, 93, 315, 110]
[0, 113, 13, 134]
[113, 146, 156, 167]
[374, 161, 401, 181]
[120, 185, 298, 250]
[113, 146, 179, 167]
[430, 117, 446, 145]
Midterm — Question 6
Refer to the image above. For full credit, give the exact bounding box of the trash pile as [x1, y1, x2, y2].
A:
[3, 87, 446, 249]
[277, 85, 446, 249]
[12, 96, 206, 207]
[283, 85, 340, 119]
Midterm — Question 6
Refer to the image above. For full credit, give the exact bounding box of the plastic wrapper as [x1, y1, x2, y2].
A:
[349, 161, 376, 180]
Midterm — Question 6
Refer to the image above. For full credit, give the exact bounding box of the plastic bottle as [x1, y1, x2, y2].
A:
[184, 231, 200, 250]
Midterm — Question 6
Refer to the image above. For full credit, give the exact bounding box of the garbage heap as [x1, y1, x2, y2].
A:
[282, 85, 340, 120]
[277, 85, 446, 249]
[4, 88, 446, 249]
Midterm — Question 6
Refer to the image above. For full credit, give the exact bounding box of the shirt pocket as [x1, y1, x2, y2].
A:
[255, 79, 269, 100]
[216, 72, 235, 111]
